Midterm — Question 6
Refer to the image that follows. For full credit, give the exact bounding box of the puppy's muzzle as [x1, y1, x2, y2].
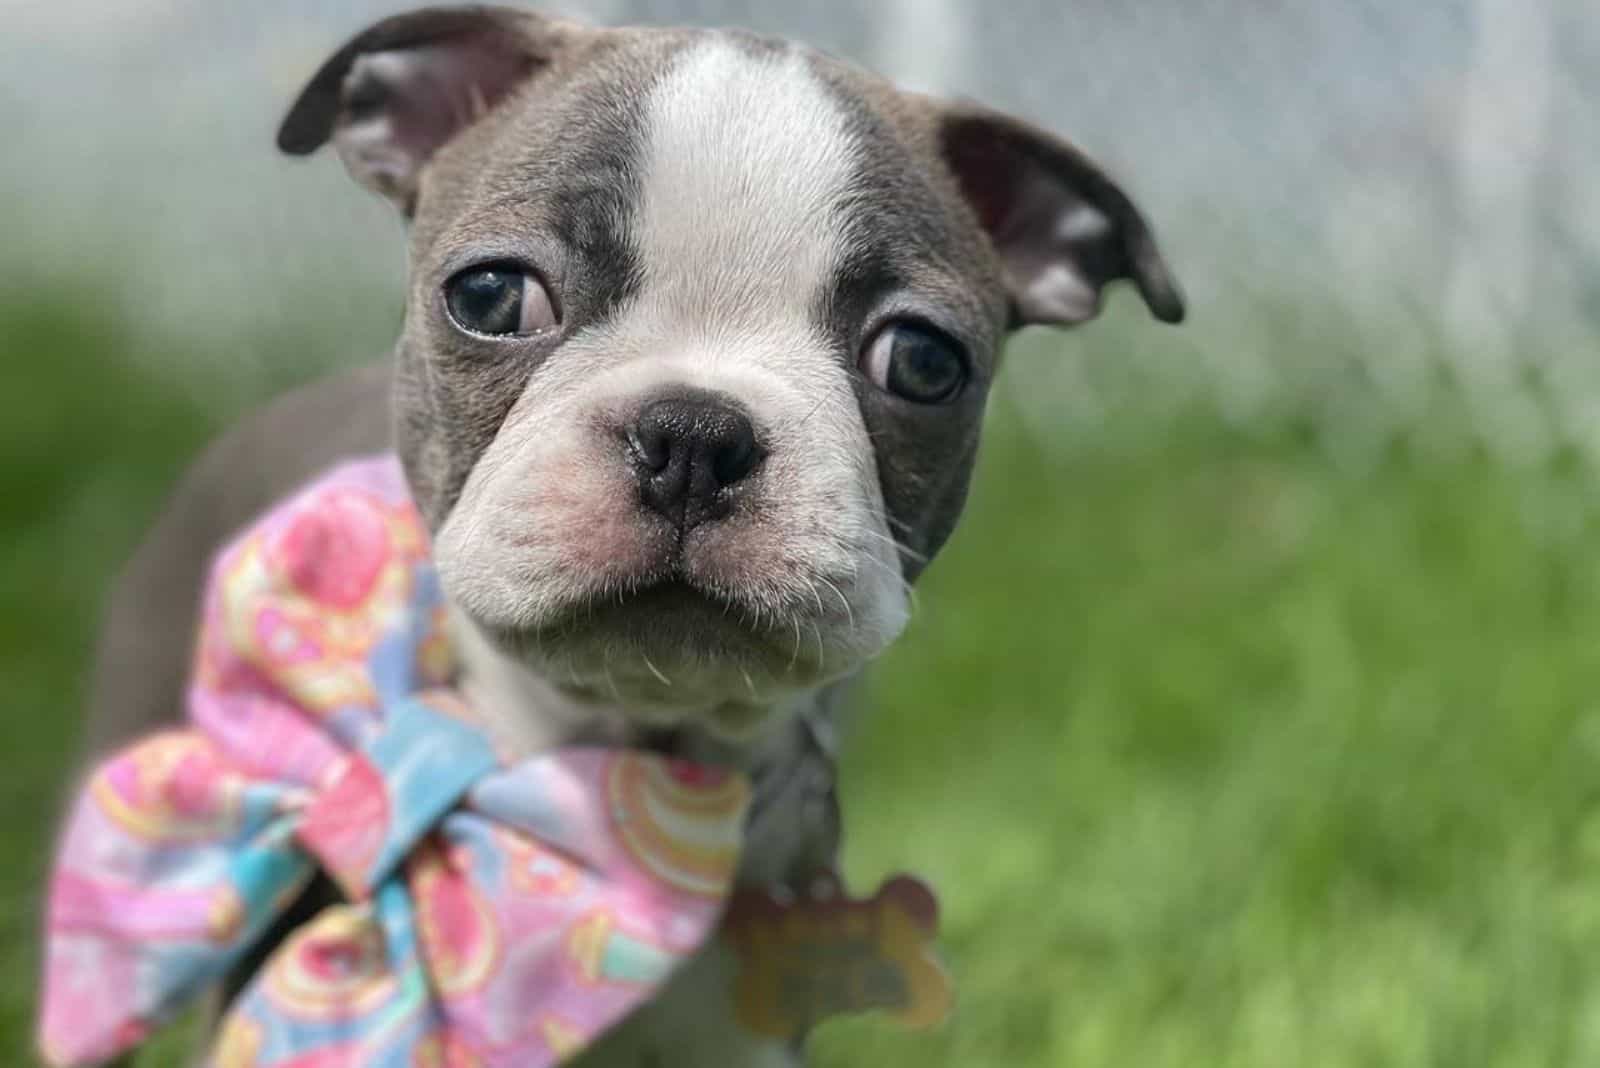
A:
[626, 389, 764, 531]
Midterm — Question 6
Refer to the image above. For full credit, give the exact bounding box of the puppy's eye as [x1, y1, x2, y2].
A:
[860, 322, 969, 404]
[443, 265, 557, 337]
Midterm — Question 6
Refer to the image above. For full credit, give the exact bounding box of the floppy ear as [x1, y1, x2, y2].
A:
[277, 6, 584, 213]
[939, 105, 1185, 328]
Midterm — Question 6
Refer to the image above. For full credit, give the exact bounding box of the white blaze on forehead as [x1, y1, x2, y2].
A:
[633, 39, 857, 334]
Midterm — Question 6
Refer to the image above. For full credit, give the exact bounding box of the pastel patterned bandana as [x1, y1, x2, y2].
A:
[38, 456, 750, 1068]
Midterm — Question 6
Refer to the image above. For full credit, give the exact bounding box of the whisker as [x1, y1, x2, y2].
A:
[802, 576, 828, 619]
[640, 652, 672, 688]
[860, 527, 931, 564]
[817, 576, 855, 631]
[601, 654, 622, 703]
[789, 616, 803, 673]
[785, 392, 832, 435]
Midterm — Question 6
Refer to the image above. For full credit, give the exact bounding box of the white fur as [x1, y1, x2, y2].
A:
[631, 38, 858, 338]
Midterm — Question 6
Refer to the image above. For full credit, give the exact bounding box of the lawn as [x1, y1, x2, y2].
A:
[6, 287, 1600, 1067]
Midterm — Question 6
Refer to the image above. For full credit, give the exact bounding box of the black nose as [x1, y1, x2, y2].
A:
[627, 391, 763, 529]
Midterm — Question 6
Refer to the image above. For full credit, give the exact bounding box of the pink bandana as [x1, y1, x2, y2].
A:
[38, 455, 750, 1068]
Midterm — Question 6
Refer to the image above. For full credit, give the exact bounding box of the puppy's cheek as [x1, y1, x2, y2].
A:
[433, 435, 653, 630]
[523, 449, 655, 580]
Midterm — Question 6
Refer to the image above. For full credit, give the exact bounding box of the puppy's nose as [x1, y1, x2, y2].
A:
[627, 391, 762, 529]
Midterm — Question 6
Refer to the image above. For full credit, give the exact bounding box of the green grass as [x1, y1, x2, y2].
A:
[817, 414, 1600, 1067]
[8, 290, 1600, 1066]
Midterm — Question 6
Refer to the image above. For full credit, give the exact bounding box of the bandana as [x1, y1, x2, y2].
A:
[37, 456, 751, 1068]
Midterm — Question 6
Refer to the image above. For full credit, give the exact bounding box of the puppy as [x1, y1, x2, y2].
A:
[83, 6, 1183, 1065]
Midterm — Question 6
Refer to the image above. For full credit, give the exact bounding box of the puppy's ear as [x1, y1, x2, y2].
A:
[277, 6, 584, 213]
[939, 105, 1185, 328]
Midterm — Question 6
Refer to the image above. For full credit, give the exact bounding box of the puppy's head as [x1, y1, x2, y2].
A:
[280, 6, 1183, 736]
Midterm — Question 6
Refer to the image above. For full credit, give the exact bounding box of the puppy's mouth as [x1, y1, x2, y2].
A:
[533, 574, 776, 643]
[490, 572, 838, 731]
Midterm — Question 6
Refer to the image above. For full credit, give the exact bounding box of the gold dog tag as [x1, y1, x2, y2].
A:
[725, 871, 952, 1039]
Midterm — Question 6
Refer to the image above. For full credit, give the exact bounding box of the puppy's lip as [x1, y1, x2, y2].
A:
[491, 575, 833, 686]
[545, 576, 746, 635]
[524, 574, 782, 641]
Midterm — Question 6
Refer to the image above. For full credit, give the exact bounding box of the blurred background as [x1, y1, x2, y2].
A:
[5, 0, 1600, 1064]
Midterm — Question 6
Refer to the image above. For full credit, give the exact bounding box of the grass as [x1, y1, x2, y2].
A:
[7, 289, 1600, 1066]
[818, 413, 1600, 1066]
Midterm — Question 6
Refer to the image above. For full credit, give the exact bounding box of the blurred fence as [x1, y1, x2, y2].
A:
[3, 0, 1596, 463]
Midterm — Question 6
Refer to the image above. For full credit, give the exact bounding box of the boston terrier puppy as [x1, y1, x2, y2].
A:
[83, 7, 1183, 1064]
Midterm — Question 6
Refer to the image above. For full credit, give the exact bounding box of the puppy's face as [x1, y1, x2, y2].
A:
[280, 8, 1183, 734]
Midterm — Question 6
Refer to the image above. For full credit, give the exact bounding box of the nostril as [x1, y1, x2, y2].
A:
[712, 431, 760, 487]
[627, 424, 671, 473]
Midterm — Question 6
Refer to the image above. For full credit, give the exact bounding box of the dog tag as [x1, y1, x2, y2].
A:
[724, 870, 952, 1039]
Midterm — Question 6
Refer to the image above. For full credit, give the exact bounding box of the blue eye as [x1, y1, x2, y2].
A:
[444, 265, 557, 336]
[860, 322, 969, 404]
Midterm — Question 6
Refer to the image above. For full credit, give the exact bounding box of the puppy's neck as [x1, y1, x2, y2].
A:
[447, 607, 800, 768]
